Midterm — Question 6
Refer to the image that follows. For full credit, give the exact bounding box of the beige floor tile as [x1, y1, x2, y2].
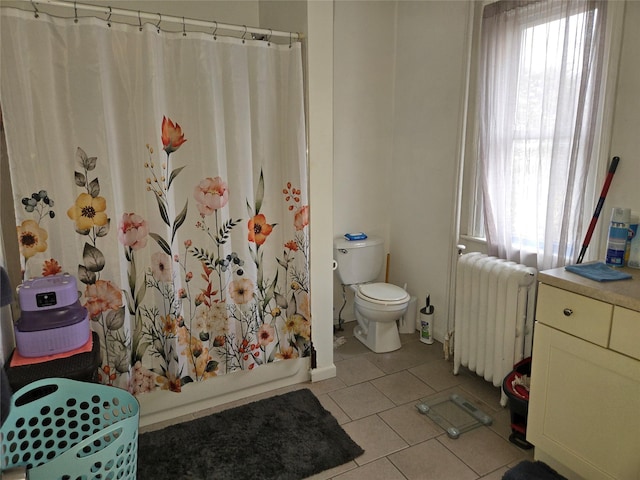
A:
[457, 374, 504, 411]
[307, 375, 347, 396]
[412, 339, 449, 362]
[400, 331, 421, 345]
[332, 458, 406, 480]
[488, 402, 519, 442]
[378, 402, 443, 445]
[370, 370, 436, 405]
[332, 331, 369, 360]
[479, 466, 510, 479]
[389, 438, 479, 480]
[364, 340, 436, 374]
[329, 382, 395, 420]
[408, 358, 465, 392]
[305, 460, 358, 480]
[415, 385, 498, 434]
[341, 415, 409, 465]
[316, 392, 351, 425]
[335, 355, 386, 386]
[437, 426, 524, 476]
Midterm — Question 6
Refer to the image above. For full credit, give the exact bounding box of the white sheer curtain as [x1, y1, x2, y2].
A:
[477, 0, 608, 270]
[0, 8, 309, 395]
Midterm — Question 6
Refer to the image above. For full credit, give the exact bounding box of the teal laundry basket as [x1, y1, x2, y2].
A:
[0, 377, 139, 480]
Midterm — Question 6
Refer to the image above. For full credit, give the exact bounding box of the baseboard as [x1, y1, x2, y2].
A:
[534, 449, 584, 480]
[310, 363, 336, 382]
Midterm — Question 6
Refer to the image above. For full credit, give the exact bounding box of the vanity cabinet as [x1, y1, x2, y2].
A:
[528, 268, 640, 480]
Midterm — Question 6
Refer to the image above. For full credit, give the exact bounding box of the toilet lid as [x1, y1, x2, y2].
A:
[357, 282, 410, 305]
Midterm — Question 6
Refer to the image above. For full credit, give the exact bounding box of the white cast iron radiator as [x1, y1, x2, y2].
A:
[453, 252, 537, 405]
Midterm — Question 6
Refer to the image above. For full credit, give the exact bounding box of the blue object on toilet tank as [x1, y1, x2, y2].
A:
[344, 232, 368, 241]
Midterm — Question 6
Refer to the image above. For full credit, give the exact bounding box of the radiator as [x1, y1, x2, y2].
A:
[453, 252, 537, 405]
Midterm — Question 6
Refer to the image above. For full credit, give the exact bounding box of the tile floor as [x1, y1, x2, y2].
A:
[303, 325, 534, 480]
[141, 322, 534, 479]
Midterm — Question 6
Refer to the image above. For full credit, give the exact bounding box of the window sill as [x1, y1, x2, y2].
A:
[458, 235, 488, 255]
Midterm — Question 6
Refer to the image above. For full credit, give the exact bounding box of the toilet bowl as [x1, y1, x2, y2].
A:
[351, 282, 410, 353]
[333, 234, 410, 353]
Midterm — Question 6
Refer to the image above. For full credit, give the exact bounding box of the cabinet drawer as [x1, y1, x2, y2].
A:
[610, 307, 640, 360]
[536, 283, 612, 347]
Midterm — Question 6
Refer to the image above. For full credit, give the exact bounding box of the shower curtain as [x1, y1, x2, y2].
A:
[0, 8, 310, 395]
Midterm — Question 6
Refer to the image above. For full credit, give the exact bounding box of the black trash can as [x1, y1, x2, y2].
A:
[502, 356, 533, 449]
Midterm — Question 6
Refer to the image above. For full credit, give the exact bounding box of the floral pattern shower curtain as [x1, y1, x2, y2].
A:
[0, 8, 310, 395]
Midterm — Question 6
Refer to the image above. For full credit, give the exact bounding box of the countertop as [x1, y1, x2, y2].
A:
[538, 264, 640, 312]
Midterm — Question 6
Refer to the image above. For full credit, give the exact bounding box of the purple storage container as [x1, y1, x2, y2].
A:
[14, 301, 90, 357]
[17, 273, 79, 311]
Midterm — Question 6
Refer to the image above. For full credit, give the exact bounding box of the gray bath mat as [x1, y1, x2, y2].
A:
[138, 388, 364, 479]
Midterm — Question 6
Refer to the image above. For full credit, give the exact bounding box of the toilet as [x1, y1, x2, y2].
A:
[334, 235, 410, 353]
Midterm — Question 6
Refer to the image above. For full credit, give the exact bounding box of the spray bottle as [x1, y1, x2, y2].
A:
[605, 207, 630, 267]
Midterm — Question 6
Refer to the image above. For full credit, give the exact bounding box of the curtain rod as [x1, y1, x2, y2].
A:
[23, 0, 302, 39]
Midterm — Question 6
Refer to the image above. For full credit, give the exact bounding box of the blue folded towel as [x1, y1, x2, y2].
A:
[565, 262, 632, 282]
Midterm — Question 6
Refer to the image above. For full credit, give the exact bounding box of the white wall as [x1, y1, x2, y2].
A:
[332, 0, 640, 345]
[304, 1, 335, 380]
[332, 0, 472, 342]
[0, 1, 261, 30]
[599, 0, 640, 257]
[332, 1, 397, 326]
[333, 1, 396, 241]
[260, 0, 337, 380]
[388, 0, 471, 341]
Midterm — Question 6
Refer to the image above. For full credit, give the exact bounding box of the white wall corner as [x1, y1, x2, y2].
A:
[307, 0, 335, 378]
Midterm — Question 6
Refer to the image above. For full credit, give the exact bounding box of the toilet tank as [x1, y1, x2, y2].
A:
[333, 235, 384, 285]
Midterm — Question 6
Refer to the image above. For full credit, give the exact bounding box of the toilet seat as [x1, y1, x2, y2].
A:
[357, 282, 410, 306]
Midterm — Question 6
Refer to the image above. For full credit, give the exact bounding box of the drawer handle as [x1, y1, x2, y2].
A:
[563, 308, 573, 317]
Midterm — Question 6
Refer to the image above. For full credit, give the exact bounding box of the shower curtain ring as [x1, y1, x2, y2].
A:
[73, 1, 78, 23]
[267, 29, 272, 46]
[155, 13, 162, 33]
[212, 21, 218, 40]
[138, 10, 142, 31]
[242, 25, 247, 43]
[182, 16, 187, 36]
[106, 6, 112, 27]
[31, 1, 39, 18]
[289, 32, 292, 48]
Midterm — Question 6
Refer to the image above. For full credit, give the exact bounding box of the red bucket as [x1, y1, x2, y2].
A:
[502, 356, 533, 449]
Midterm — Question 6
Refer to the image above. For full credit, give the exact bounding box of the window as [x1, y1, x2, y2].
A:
[465, 0, 618, 270]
